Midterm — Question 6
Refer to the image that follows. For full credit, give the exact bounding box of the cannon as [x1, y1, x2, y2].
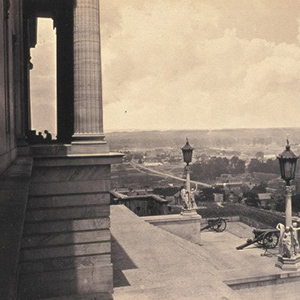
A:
[200, 217, 228, 232]
[236, 228, 279, 250]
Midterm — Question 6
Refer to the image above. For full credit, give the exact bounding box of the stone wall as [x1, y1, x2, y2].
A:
[118, 197, 168, 216]
[142, 214, 202, 244]
[0, 0, 21, 174]
[17, 155, 117, 299]
[0, 157, 33, 300]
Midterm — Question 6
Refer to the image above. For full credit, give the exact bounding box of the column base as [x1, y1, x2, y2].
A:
[275, 254, 300, 271]
[72, 133, 106, 144]
[72, 134, 109, 153]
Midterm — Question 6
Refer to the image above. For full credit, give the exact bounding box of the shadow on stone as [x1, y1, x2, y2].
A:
[111, 234, 137, 288]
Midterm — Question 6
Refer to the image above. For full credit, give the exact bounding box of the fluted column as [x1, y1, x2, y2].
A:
[72, 0, 105, 143]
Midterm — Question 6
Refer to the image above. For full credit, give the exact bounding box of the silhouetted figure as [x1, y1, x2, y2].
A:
[37, 131, 44, 143]
[44, 130, 52, 143]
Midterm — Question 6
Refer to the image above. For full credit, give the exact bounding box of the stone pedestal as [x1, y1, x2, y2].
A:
[276, 255, 300, 271]
[181, 208, 198, 216]
[17, 146, 122, 300]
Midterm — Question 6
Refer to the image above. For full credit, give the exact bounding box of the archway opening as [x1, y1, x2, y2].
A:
[30, 18, 56, 142]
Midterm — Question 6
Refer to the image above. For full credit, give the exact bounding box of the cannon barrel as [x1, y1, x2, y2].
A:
[236, 237, 260, 250]
[200, 224, 210, 231]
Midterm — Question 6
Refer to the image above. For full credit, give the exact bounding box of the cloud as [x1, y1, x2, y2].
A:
[30, 1, 300, 133]
[101, 1, 300, 131]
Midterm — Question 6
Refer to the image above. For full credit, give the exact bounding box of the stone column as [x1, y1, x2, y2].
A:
[72, 0, 105, 144]
[56, 6, 74, 143]
[14, 0, 26, 146]
[285, 185, 292, 228]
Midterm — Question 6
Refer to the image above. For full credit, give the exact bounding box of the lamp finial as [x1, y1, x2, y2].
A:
[286, 134, 291, 151]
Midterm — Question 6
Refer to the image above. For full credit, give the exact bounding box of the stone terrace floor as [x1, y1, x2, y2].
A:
[111, 205, 300, 300]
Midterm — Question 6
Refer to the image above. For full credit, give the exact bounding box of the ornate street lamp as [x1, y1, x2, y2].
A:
[276, 139, 300, 270]
[181, 139, 196, 212]
[181, 138, 194, 166]
[278, 139, 298, 187]
[277, 139, 299, 228]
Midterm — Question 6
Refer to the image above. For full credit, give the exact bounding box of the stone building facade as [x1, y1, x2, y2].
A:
[0, 1, 122, 299]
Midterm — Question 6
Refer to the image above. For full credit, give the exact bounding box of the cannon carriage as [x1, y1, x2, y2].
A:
[236, 228, 279, 250]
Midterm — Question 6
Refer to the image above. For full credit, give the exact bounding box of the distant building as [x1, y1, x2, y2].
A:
[111, 189, 168, 216]
[257, 193, 275, 209]
[213, 193, 224, 202]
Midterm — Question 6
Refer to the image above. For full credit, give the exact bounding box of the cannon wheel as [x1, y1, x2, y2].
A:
[257, 239, 264, 245]
[262, 231, 279, 249]
[213, 219, 227, 232]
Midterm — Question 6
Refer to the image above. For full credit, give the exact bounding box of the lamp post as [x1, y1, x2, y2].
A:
[181, 139, 196, 213]
[276, 139, 300, 270]
[277, 139, 299, 228]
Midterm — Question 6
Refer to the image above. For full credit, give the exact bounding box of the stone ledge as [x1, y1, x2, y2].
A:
[225, 270, 300, 290]
[45, 292, 113, 300]
[142, 213, 202, 244]
[142, 213, 202, 223]
[30, 144, 123, 162]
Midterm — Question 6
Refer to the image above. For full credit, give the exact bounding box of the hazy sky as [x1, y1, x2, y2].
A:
[31, 0, 300, 134]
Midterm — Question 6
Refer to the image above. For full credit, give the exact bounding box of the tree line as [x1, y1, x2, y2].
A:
[191, 156, 280, 181]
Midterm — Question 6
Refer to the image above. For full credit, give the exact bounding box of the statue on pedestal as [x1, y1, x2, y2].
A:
[180, 186, 190, 209]
[277, 223, 300, 258]
[179, 184, 198, 210]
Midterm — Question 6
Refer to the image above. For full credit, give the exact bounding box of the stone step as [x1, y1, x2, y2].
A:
[19, 254, 111, 274]
[111, 205, 241, 300]
[20, 241, 111, 261]
[18, 265, 113, 299]
[25, 205, 109, 222]
[0, 157, 33, 300]
[30, 165, 110, 183]
[24, 218, 110, 235]
[27, 193, 110, 209]
[21, 229, 110, 248]
[29, 180, 110, 196]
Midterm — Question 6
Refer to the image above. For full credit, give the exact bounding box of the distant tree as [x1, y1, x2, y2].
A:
[169, 156, 176, 163]
[292, 194, 300, 213]
[265, 159, 280, 174]
[247, 158, 280, 174]
[192, 156, 245, 181]
[244, 190, 259, 207]
[273, 186, 286, 212]
[247, 158, 262, 173]
[196, 188, 214, 202]
[209, 157, 228, 179]
[199, 153, 208, 162]
[252, 182, 267, 194]
[229, 156, 245, 174]
[255, 151, 264, 160]
[243, 182, 267, 207]
[133, 153, 143, 160]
